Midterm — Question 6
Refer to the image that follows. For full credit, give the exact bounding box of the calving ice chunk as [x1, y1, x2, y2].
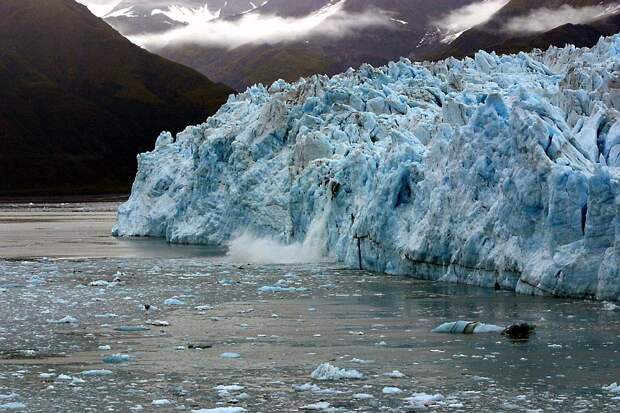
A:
[114, 35, 620, 300]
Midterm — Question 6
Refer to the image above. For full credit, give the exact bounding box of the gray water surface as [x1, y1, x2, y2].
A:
[0, 202, 618, 412]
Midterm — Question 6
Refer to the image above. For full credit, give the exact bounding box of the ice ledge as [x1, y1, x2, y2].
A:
[114, 35, 620, 301]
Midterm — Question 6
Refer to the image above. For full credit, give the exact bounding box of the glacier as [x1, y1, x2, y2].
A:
[113, 35, 620, 300]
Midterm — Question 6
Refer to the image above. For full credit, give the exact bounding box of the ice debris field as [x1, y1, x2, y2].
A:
[115, 35, 620, 300]
[1, 258, 620, 412]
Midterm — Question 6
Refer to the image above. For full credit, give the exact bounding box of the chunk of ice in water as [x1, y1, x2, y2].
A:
[383, 370, 406, 378]
[214, 385, 244, 391]
[603, 382, 620, 393]
[80, 370, 113, 377]
[353, 393, 374, 399]
[220, 352, 241, 359]
[0, 402, 25, 410]
[310, 363, 366, 380]
[102, 353, 131, 364]
[300, 402, 331, 410]
[114, 325, 149, 332]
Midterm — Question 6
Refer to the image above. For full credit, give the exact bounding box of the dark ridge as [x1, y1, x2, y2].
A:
[0, 0, 234, 196]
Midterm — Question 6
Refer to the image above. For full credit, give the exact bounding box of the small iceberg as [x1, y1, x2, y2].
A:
[191, 408, 247, 413]
[80, 369, 113, 377]
[310, 363, 366, 380]
[114, 325, 149, 332]
[102, 353, 131, 364]
[220, 352, 241, 359]
[432, 321, 504, 334]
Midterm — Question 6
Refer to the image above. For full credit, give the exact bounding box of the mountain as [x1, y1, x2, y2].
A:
[101, 0, 481, 90]
[0, 0, 233, 195]
[424, 0, 620, 60]
[114, 34, 620, 299]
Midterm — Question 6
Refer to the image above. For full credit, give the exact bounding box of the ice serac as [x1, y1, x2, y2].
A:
[114, 35, 620, 300]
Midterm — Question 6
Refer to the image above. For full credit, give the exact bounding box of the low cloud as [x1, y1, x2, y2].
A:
[129, 1, 392, 50]
[503, 4, 620, 34]
[434, 0, 509, 34]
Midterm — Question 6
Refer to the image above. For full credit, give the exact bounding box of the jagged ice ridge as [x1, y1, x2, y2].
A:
[114, 35, 620, 300]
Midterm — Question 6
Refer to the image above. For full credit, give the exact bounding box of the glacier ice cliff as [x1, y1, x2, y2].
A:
[114, 35, 620, 300]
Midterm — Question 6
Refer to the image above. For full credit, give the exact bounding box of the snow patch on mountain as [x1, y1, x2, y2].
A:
[114, 35, 620, 300]
[104, 6, 136, 19]
[151, 2, 221, 24]
[77, 0, 122, 17]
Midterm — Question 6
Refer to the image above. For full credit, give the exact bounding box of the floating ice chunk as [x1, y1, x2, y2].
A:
[0, 395, 16, 401]
[47, 316, 78, 324]
[383, 387, 402, 394]
[164, 298, 184, 305]
[98, 345, 112, 350]
[603, 302, 619, 311]
[432, 321, 503, 334]
[152, 399, 171, 406]
[310, 363, 366, 380]
[353, 393, 374, 399]
[383, 370, 406, 378]
[214, 385, 244, 391]
[292, 383, 342, 395]
[147, 320, 170, 326]
[114, 325, 149, 332]
[195, 305, 213, 311]
[220, 352, 241, 359]
[603, 382, 620, 393]
[300, 402, 331, 410]
[294, 383, 321, 392]
[0, 402, 25, 410]
[38, 373, 55, 379]
[80, 369, 113, 377]
[404, 393, 445, 406]
[102, 353, 131, 364]
[89, 280, 119, 287]
[350, 358, 373, 364]
[258, 284, 309, 293]
[191, 408, 246, 413]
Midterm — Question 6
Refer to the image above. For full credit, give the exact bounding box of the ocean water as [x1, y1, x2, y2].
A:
[0, 202, 618, 411]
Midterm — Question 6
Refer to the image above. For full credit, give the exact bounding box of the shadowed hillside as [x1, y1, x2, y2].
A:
[0, 0, 233, 195]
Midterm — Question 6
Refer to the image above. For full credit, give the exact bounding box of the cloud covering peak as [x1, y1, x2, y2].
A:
[129, 0, 393, 50]
[504, 4, 620, 34]
[433, 0, 509, 37]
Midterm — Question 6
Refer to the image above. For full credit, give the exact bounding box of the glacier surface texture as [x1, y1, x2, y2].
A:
[114, 35, 620, 300]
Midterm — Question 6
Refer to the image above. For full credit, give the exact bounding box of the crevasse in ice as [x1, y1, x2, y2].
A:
[114, 35, 620, 300]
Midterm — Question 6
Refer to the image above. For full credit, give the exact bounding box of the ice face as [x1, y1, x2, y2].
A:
[114, 35, 620, 300]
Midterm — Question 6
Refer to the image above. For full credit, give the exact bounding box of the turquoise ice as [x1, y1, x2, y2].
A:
[114, 35, 620, 300]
